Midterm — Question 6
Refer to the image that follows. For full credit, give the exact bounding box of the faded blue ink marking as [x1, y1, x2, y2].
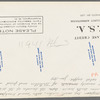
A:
[0, 51, 3, 71]
[88, 49, 91, 60]
[36, 48, 44, 72]
[89, 42, 91, 48]
[88, 42, 96, 66]
[42, 61, 43, 67]
[90, 49, 92, 55]
[94, 55, 96, 61]
[37, 48, 39, 54]
[92, 45, 95, 54]
[36, 55, 39, 65]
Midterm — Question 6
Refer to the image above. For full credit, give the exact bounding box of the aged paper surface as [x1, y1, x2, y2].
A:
[0, 2, 100, 98]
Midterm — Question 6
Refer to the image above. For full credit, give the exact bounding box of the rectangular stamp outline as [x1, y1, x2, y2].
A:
[0, 16, 43, 34]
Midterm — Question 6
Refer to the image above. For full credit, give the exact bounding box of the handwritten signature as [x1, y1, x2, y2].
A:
[19, 36, 69, 48]
[46, 36, 69, 47]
